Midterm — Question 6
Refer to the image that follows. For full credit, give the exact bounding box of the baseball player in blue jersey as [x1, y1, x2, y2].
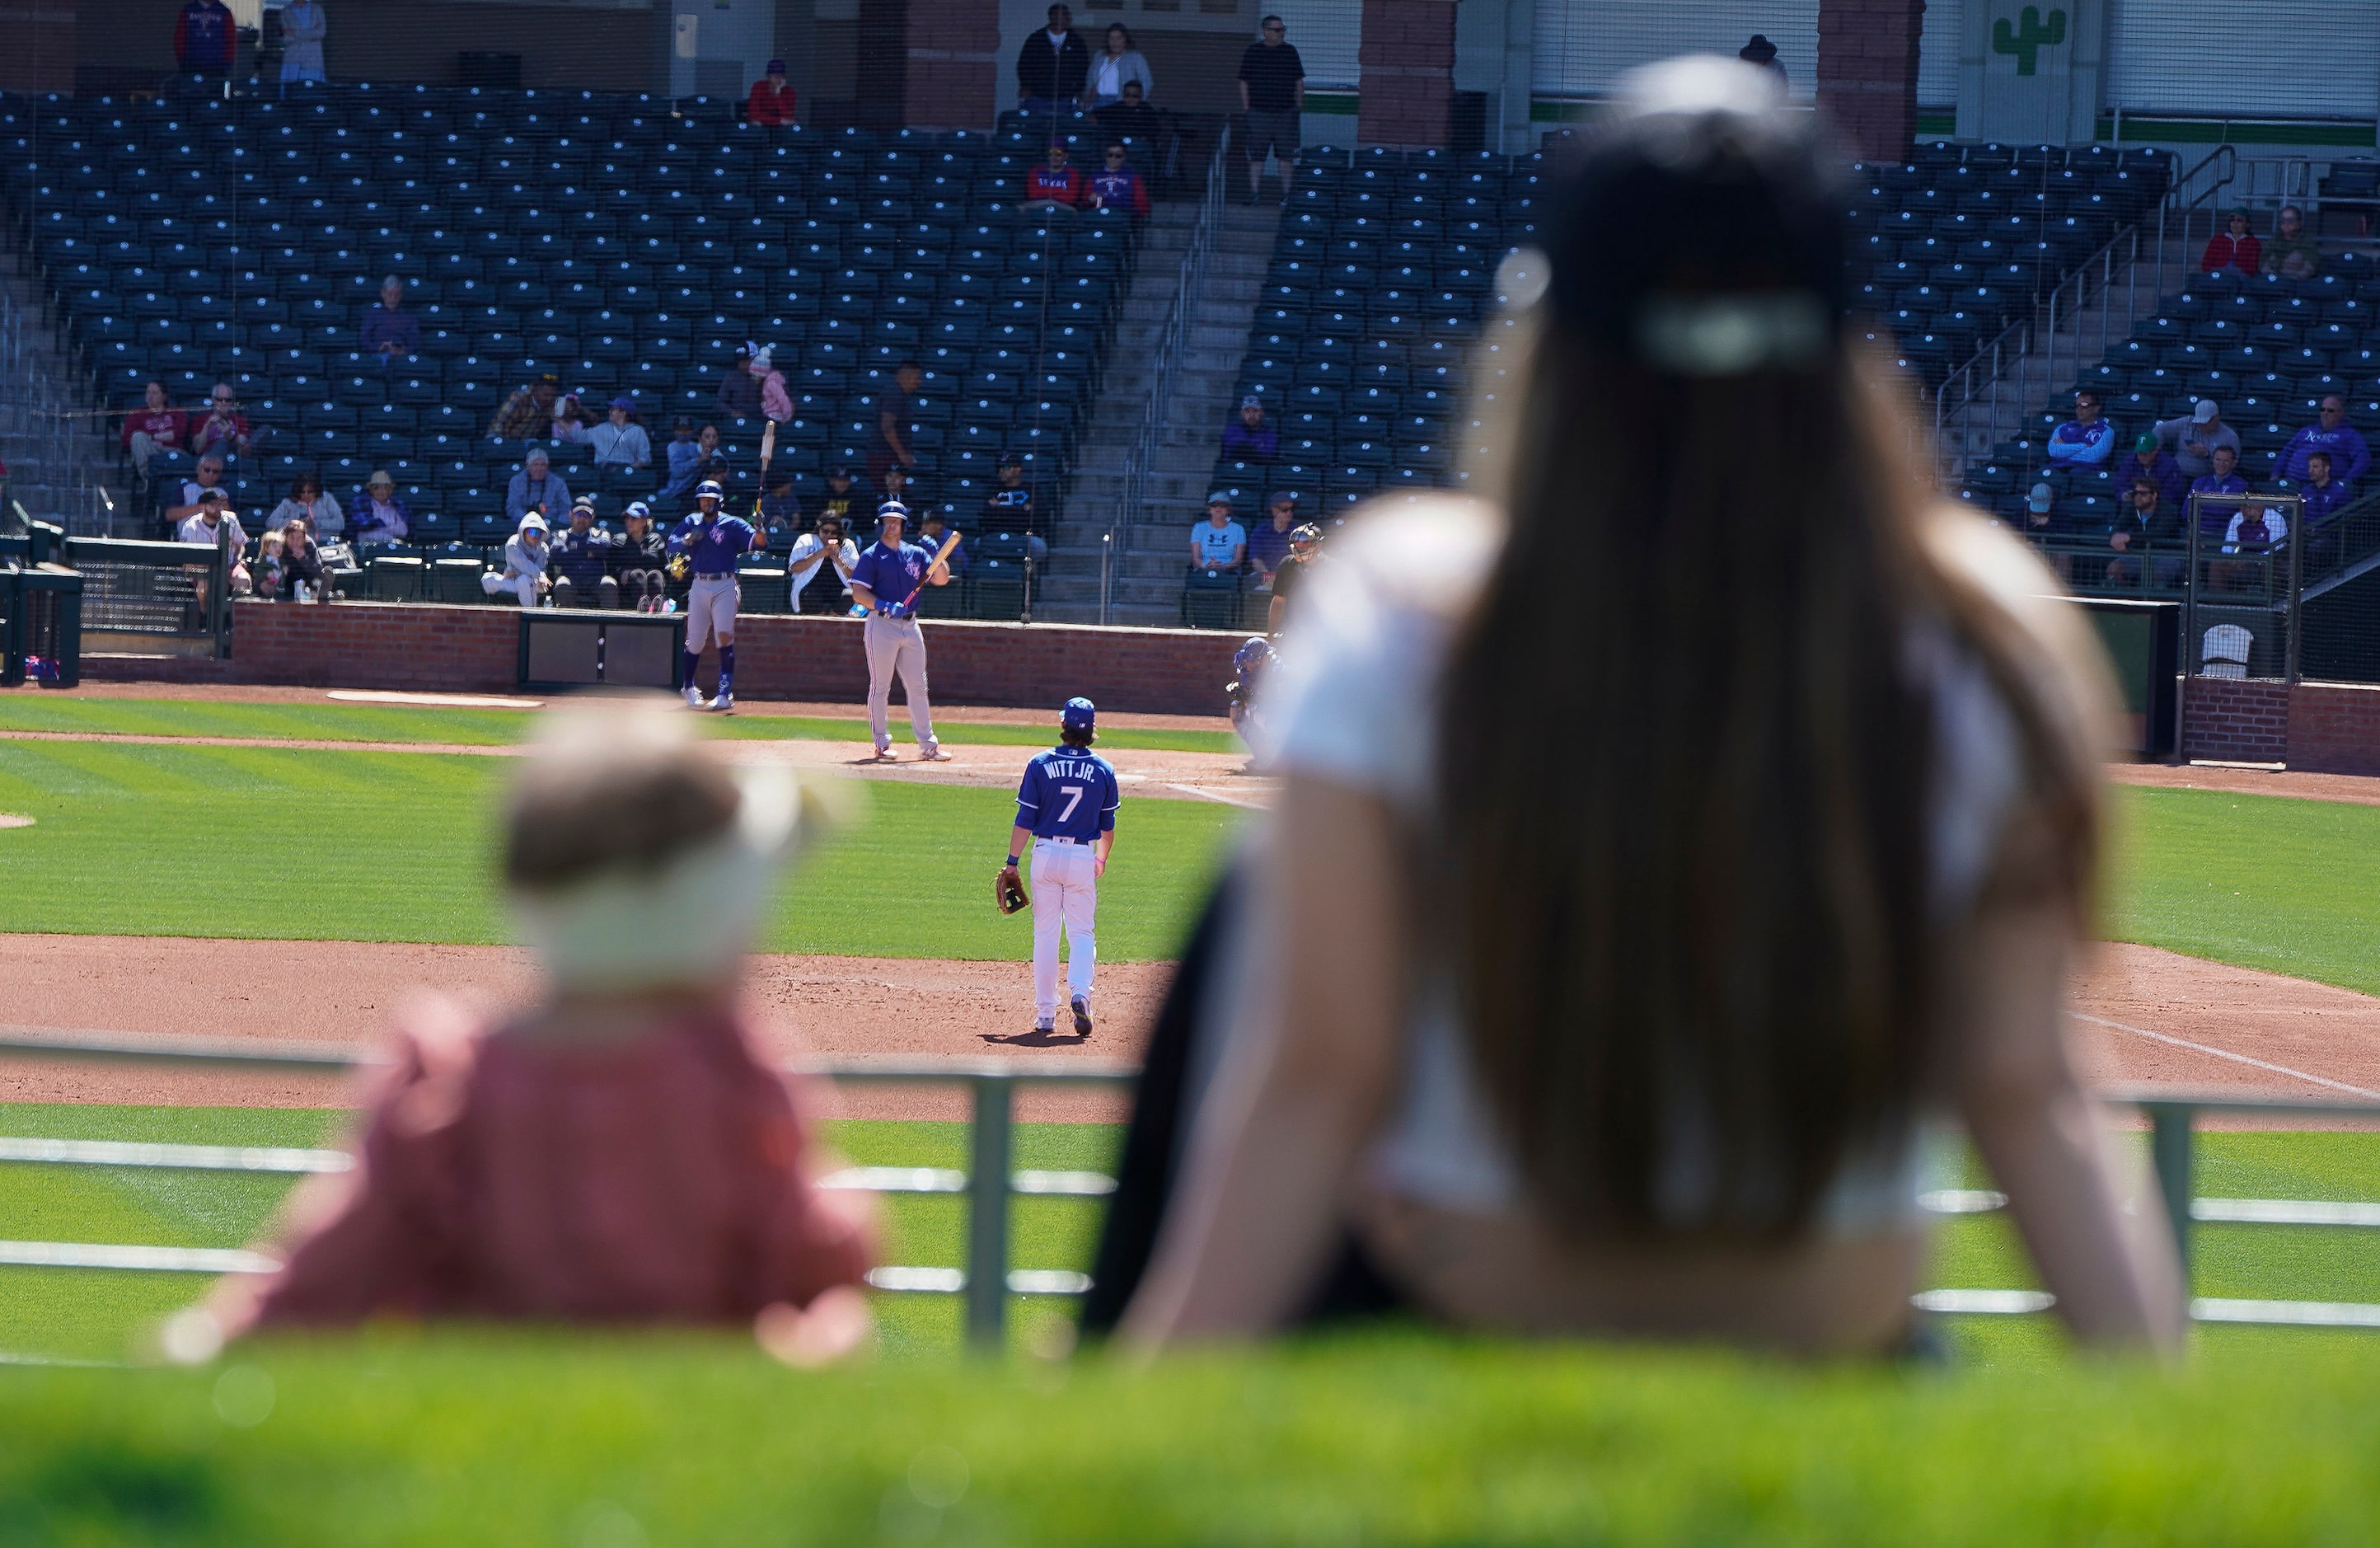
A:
[1002, 697, 1120, 1037]
[670, 480, 765, 712]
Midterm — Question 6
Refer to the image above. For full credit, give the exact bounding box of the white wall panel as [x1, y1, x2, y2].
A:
[2105, 0, 2378, 119]
[1530, 0, 1817, 102]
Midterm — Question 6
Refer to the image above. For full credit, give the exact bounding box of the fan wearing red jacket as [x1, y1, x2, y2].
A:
[1086, 142, 1151, 218]
[120, 381, 188, 481]
[747, 59, 797, 127]
[173, 0, 237, 76]
[1024, 142, 1084, 209]
[2200, 209, 2263, 275]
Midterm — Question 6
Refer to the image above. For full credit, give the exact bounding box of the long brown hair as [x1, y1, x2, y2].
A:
[1434, 63, 2104, 1243]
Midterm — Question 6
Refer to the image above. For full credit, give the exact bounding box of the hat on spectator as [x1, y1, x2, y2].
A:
[998, 452, 1023, 467]
[766, 59, 785, 75]
[367, 469, 395, 489]
[827, 464, 852, 479]
[521, 513, 550, 533]
[536, 371, 560, 383]
[625, 501, 651, 521]
[2026, 482, 2053, 513]
[610, 396, 635, 413]
[2134, 433, 2158, 454]
[198, 487, 226, 504]
[1206, 490, 1232, 507]
[1268, 490, 1298, 507]
[2194, 399, 2220, 422]
[571, 495, 597, 514]
[1240, 394, 1263, 409]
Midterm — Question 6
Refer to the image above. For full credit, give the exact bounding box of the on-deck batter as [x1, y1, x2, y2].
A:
[1005, 697, 1119, 1038]
[670, 480, 766, 713]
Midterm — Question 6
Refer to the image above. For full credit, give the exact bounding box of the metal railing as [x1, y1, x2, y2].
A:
[2, 1029, 2375, 1345]
[0, 278, 115, 537]
[1106, 125, 1230, 626]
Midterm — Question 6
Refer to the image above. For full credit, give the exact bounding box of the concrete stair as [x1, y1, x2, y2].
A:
[1038, 200, 1280, 626]
[0, 246, 130, 537]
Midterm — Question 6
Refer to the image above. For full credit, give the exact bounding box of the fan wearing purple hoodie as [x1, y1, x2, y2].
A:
[2276, 396, 2372, 486]
[2045, 389, 2115, 468]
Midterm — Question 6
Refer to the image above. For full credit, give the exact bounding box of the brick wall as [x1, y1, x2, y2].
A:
[1815, 0, 1925, 164]
[2181, 678, 2290, 763]
[1356, 0, 1455, 151]
[2278, 681, 2380, 776]
[86, 601, 1247, 715]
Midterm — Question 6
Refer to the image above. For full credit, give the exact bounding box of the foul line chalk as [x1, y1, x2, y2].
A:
[2073, 1012, 2380, 1101]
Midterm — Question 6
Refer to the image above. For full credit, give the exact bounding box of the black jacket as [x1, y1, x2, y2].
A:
[2109, 499, 2190, 549]
[550, 527, 612, 589]
[608, 528, 668, 575]
[1016, 28, 1089, 101]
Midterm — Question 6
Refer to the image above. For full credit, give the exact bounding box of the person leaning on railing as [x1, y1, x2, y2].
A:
[1119, 59, 2186, 1358]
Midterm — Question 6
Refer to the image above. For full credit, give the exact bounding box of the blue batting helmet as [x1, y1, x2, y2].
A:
[1061, 697, 1096, 734]
[695, 479, 724, 501]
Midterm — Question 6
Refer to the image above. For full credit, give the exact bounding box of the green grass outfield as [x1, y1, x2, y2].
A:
[5, 1329, 2380, 1541]
[0, 741, 1237, 959]
[7, 733, 2380, 990]
[0, 696, 1244, 754]
[2, 1103, 2375, 1367]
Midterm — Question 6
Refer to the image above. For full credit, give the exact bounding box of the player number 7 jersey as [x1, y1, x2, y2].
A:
[1014, 746, 1121, 842]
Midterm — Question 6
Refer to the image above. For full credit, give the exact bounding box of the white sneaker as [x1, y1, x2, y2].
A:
[708, 691, 733, 713]
[918, 746, 953, 762]
[682, 686, 704, 708]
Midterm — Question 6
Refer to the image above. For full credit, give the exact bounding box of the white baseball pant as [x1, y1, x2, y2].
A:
[1031, 837, 1097, 1023]
[684, 573, 739, 651]
[863, 612, 939, 754]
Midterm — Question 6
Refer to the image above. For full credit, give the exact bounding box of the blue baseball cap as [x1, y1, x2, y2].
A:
[1061, 697, 1096, 733]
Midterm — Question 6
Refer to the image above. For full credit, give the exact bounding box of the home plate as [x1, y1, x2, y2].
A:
[327, 690, 546, 710]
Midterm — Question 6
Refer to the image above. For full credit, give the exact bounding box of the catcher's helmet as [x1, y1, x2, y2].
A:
[1234, 636, 1274, 676]
[1061, 697, 1096, 734]
[695, 479, 724, 501]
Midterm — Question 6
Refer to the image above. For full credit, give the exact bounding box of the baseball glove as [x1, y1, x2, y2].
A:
[995, 865, 1029, 915]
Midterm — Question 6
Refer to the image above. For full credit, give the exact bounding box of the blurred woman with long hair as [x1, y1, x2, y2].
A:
[1121, 59, 2185, 1354]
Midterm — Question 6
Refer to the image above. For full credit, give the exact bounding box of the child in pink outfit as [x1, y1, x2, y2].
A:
[198, 706, 874, 1352]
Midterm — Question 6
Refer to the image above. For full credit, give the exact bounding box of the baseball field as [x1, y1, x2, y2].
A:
[2, 687, 2379, 1540]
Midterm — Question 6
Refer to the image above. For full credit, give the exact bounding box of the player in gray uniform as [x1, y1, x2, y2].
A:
[668, 480, 765, 712]
[848, 500, 954, 761]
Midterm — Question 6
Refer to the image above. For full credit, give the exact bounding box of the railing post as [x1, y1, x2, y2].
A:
[2286, 492, 2306, 684]
[964, 1073, 1014, 1352]
[2149, 1102, 2195, 1292]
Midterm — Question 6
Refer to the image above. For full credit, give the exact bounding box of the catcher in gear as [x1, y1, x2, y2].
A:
[1002, 697, 1119, 1037]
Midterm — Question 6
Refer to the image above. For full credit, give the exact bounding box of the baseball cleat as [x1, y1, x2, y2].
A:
[873, 748, 897, 762]
[707, 692, 733, 713]
[1071, 996, 1092, 1037]
[682, 686, 705, 708]
[918, 747, 953, 762]
[1033, 1020, 1055, 1035]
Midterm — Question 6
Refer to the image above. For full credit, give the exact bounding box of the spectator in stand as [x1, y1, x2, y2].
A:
[2278, 395, 2371, 486]
[747, 344, 794, 423]
[1222, 394, 1278, 462]
[1096, 81, 1169, 180]
[818, 465, 867, 528]
[1086, 142, 1151, 218]
[351, 469, 410, 545]
[164, 451, 232, 530]
[2106, 476, 2187, 589]
[1737, 33, 1786, 85]
[590, 397, 653, 471]
[2045, 388, 2115, 468]
[549, 497, 617, 610]
[2200, 210, 2261, 276]
[481, 514, 554, 607]
[1016, 3, 1089, 111]
[758, 467, 801, 542]
[120, 380, 186, 483]
[173, 0, 236, 79]
[490, 373, 560, 439]
[2114, 430, 2186, 510]
[268, 471, 344, 540]
[550, 392, 593, 445]
[786, 512, 860, 614]
[714, 345, 762, 421]
[981, 453, 1050, 560]
[2300, 450, 2355, 569]
[1238, 16, 1305, 205]
[2262, 204, 2321, 280]
[506, 446, 571, 524]
[253, 526, 285, 598]
[188, 383, 254, 462]
[916, 507, 967, 578]
[869, 359, 923, 490]
[1265, 521, 1321, 633]
[611, 501, 671, 612]
[1246, 490, 1298, 587]
[2190, 444, 2250, 542]
[278, 516, 333, 602]
[2215, 495, 2287, 592]
[658, 418, 703, 501]
[277, 0, 327, 91]
[1024, 141, 1084, 209]
[2154, 398, 2238, 480]
[177, 488, 251, 603]
[747, 59, 798, 128]
[359, 276, 419, 362]
[1191, 492, 1247, 572]
[1084, 24, 1153, 109]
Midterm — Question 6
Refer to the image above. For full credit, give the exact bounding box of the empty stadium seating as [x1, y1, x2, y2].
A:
[0, 81, 1146, 615]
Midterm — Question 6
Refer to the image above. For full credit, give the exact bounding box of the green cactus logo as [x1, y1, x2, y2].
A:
[1992, 5, 2068, 75]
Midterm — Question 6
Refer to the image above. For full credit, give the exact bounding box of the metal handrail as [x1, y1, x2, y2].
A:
[1107, 126, 1230, 625]
[2, 1030, 2376, 1344]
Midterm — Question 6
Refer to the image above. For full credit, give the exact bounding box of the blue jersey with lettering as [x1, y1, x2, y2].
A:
[851, 538, 936, 617]
[1015, 745, 1121, 841]
[670, 514, 758, 575]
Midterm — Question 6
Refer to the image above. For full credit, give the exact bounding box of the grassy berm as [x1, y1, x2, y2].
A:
[2, 1333, 2378, 1544]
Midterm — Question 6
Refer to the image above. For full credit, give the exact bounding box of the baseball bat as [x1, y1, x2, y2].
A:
[888, 529, 964, 614]
[751, 420, 777, 523]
